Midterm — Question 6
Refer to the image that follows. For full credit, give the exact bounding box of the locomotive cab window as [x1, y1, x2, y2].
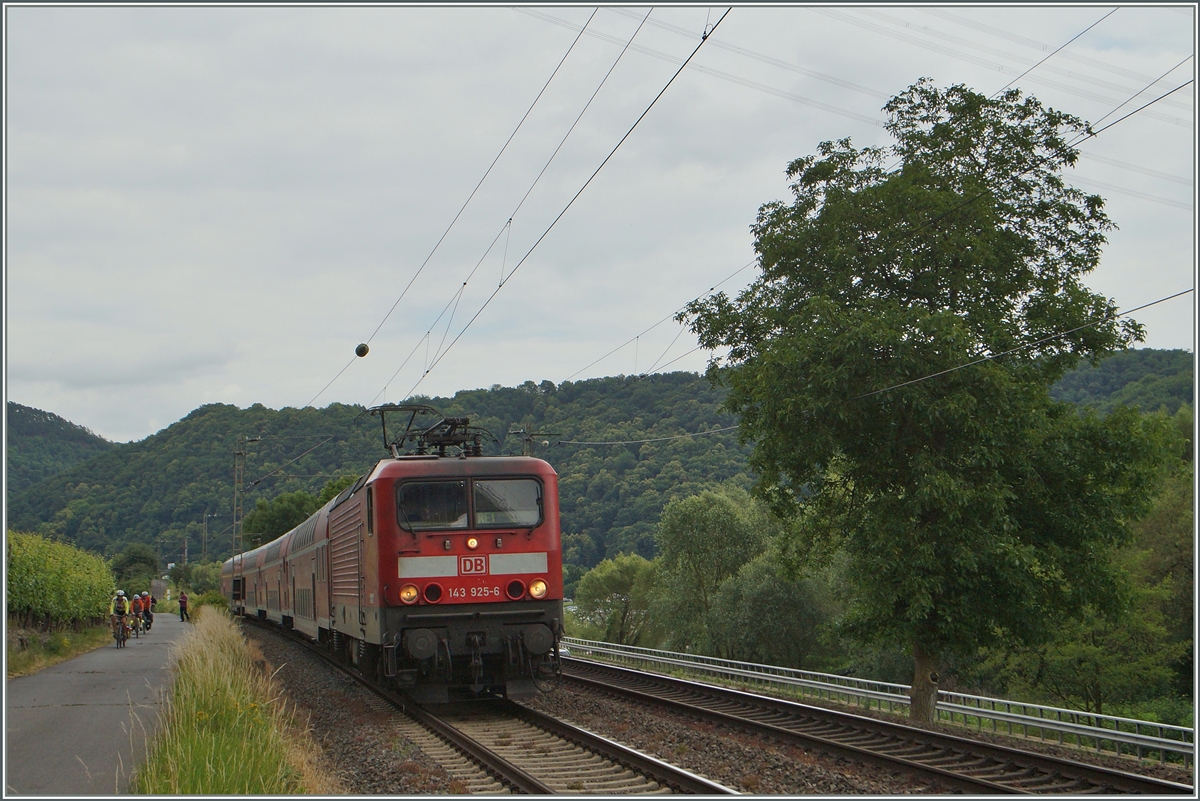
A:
[397, 481, 468, 531]
[474, 479, 542, 527]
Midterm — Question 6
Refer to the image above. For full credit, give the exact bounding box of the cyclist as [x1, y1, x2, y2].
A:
[129, 593, 143, 633]
[141, 591, 154, 629]
[110, 590, 130, 638]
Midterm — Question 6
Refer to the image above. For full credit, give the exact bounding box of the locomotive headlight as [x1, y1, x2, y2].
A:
[466, 537, 479, 550]
[399, 584, 419, 604]
[529, 579, 548, 599]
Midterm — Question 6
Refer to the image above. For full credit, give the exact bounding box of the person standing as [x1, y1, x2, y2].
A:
[178, 591, 190, 622]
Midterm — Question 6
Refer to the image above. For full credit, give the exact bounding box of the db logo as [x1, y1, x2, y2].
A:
[460, 556, 487, 575]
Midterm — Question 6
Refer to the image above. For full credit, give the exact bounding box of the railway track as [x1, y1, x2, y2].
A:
[244, 617, 733, 794]
[563, 658, 1194, 795]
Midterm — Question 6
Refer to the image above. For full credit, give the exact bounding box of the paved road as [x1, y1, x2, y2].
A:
[5, 613, 190, 795]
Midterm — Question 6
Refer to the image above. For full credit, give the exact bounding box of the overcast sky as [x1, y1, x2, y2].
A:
[6, 4, 1195, 443]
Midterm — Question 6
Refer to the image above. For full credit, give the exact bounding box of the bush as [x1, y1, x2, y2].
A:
[194, 590, 228, 611]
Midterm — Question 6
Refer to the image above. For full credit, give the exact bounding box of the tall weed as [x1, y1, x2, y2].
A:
[134, 607, 340, 794]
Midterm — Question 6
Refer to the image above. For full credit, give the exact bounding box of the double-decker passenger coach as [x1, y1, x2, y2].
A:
[223, 405, 565, 702]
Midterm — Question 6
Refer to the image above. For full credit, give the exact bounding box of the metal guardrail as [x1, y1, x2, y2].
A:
[562, 637, 1194, 767]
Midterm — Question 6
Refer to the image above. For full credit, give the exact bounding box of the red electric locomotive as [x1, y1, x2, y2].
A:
[222, 405, 564, 702]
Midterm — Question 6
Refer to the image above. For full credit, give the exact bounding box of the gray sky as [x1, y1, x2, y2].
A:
[6, 5, 1195, 443]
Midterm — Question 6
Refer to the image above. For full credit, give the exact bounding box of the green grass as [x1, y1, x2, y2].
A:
[6, 623, 112, 678]
[133, 607, 339, 794]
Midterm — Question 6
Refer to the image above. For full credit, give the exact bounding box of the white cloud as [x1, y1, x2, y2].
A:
[6, 5, 1194, 441]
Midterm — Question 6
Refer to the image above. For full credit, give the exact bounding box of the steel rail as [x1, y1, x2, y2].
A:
[504, 699, 736, 794]
[242, 616, 736, 794]
[564, 637, 1193, 764]
[242, 616, 553, 793]
[564, 658, 1194, 795]
[563, 636, 1193, 763]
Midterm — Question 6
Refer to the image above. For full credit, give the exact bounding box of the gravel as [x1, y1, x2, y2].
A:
[242, 625, 1192, 794]
[522, 681, 950, 794]
[244, 626, 457, 794]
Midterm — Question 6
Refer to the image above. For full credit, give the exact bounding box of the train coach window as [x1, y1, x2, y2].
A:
[475, 479, 542, 527]
[397, 481, 468, 531]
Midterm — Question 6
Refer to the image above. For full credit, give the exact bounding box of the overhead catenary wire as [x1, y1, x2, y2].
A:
[878, 6, 1178, 108]
[849, 289, 1195, 402]
[303, 9, 600, 409]
[990, 7, 1119, 98]
[880, 71, 1194, 252]
[820, 7, 1192, 127]
[369, 7, 657, 407]
[520, 7, 886, 126]
[558, 424, 740, 446]
[362, 7, 600, 348]
[561, 74, 1196, 448]
[925, 6, 1194, 100]
[397, 8, 733, 402]
[247, 435, 337, 488]
[564, 259, 756, 381]
[562, 288, 1193, 448]
[542, 62, 1192, 443]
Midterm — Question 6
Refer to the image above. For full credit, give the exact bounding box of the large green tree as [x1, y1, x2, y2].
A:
[683, 80, 1170, 721]
[652, 486, 770, 652]
[242, 490, 320, 548]
[708, 553, 835, 670]
[572, 554, 657, 646]
[111, 542, 161, 588]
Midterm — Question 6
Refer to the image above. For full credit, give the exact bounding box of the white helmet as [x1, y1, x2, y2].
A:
[117, 590, 125, 596]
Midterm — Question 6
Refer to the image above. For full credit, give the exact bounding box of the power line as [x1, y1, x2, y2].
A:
[882, 72, 1194, 251]
[850, 289, 1194, 401]
[558, 424, 740, 446]
[925, 6, 1195, 105]
[1078, 153, 1192, 186]
[592, 288, 1194, 448]
[543, 344, 711, 445]
[1069, 176, 1191, 211]
[604, 6, 888, 100]
[861, 7, 1191, 120]
[816, 8, 1192, 128]
[247, 435, 337, 487]
[363, 7, 600, 347]
[991, 7, 1119, 97]
[370, 7, 656, 407]
[520, 7, 886, 127]
[399, 8, 733, 401]
[564, 260, 755, 381]
[304, 9, 600, 408]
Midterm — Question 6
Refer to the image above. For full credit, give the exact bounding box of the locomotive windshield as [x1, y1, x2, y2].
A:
[395, 478, 542, 530]
[396, 481, 468, 530]
[474, 479, 541, 527]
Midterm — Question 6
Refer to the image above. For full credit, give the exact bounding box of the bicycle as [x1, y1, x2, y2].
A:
[112, 615, 129, 648]
[131, 614, 143, 638]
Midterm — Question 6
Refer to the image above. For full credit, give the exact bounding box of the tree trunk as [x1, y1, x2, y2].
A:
[909, 640, 940, 724]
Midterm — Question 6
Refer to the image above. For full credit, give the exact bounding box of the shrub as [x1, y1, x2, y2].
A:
[194, 590, 229, 611]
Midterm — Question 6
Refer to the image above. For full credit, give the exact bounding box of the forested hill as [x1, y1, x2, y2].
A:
[5, 373, 749, 565]
[6, 348, 1191, 566]
[6, 402, 118, 494]
[1050, 348, 1193, 414]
